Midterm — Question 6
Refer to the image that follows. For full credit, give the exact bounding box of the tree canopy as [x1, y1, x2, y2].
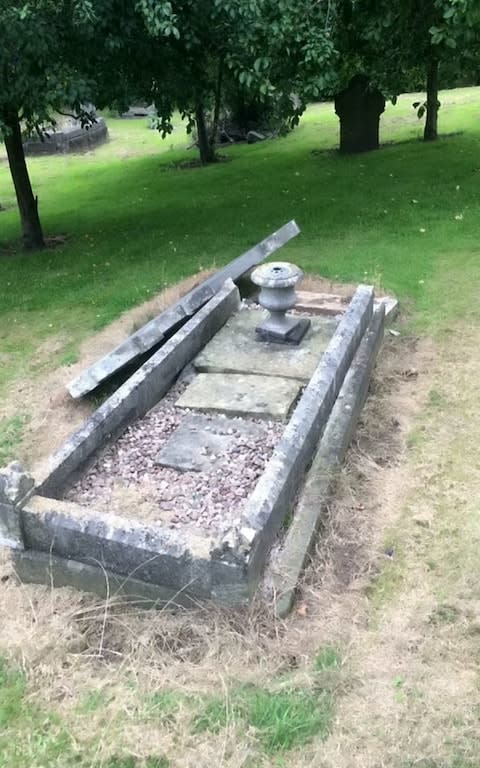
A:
[2, 0, 480, 249]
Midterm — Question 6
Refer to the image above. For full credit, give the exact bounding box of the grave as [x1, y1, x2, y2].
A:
[0, 229, 388, 613]
[334, 74, 385, 154]
[23, 117, 108, 156]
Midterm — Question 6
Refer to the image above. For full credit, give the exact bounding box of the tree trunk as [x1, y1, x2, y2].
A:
[424, 59, 439, 142]
[210, 58, 224, 148]
[195, 103, 217, 165]
[3, 110, 45, 250]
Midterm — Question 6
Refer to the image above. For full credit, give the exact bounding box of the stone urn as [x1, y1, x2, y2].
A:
[251, 262, 310, 344]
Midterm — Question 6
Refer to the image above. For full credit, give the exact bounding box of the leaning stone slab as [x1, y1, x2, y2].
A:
[176, 373, 302, 420]
[237, 285, 375, 592]
[68, 220, 300, 399]
[270, 305, 385, 617]
[155, 413, 266, 472]
[195, 309, 337, 383]
[0, 462, 34, 549]
[39, 280, 240, 497]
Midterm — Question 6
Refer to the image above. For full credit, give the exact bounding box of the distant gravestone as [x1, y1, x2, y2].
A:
[334, 74, 385, 153]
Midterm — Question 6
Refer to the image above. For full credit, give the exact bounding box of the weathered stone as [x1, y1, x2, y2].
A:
[155, 413, 266, 472]
[39, 280, 240, 497]
[270, 306, 385, 617]
[251, 262, 311, 344]
[23, 118, 108, 156]
[294, 291, 399, 323]
[20, 494, 249, 604]
[240, 285, 375, 592]
[246, 130, 266, 143]
[68, 220, 300, 398]
[13, 550, 199, 608]
[295, 291, 348, 316]
[0, 461, 34, 505]
[194, 309, 337, 383]
[21, 495, 214, 598]
[176, 373, 301, 419]
[0, 462, 34, 549]
[335, 74, 385, 153]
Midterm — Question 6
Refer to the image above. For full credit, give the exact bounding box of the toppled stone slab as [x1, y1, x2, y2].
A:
[68, 220, 300, 399]
[194, 309, 337, 383]
[155, 413, 267, 472]
[39, 280, 240, 497]
[295, 291, 399, 322]
[176, 373, 302, 419]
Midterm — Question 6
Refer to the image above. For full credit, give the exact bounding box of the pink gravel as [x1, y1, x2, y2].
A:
[65, 380, 284, 537]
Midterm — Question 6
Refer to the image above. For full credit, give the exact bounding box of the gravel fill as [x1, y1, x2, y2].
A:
[65, 378, 284, 537]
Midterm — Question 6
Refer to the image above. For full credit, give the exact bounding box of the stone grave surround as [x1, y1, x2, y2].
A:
[0, 278, 385, 609]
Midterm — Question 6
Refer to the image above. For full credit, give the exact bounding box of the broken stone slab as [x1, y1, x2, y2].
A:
[176, 372, 302, 420]
[269, 305, 385, 618]
[39, 280, 240, 497]
[68, 220, 300, 399]
[194, 309, 337, 383]
[155, 413, 266, 472]
[0, 461, 34, 549]
[294, 290, 399, 322]
[294, 291, 348, 316]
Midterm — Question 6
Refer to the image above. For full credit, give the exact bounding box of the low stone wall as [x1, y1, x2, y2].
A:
[23, 118, 108, 156]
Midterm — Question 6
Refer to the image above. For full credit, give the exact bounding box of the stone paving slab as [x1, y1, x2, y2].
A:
[176, 372, 302, 419]
[155, 413, 267, 472]
[194, 309, 337, 383]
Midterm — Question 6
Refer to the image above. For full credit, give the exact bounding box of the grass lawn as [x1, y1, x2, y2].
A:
[1, 87, 480, 767]
[1, 87, 479, 397]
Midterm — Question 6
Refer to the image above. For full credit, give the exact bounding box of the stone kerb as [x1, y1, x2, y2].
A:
[271, 304, 386, 617]
[236, 284, 375, 591]
[38, 279, 241, 497]
[0, 462, 35, 549]
[20, 495, 217, 601]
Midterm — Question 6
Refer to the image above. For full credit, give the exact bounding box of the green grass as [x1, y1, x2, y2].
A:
[0, 414, 28, 464]
[1, 87, 480, 397]
[0, 656, 172, 768]
[1, 87, 480, 768]
[0, 657, 76, 767]
[193, 684, 334, 754]
[313, 646, 341, 672]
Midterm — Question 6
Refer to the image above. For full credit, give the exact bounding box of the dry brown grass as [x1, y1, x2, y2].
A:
[0, 324, 425, 766]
